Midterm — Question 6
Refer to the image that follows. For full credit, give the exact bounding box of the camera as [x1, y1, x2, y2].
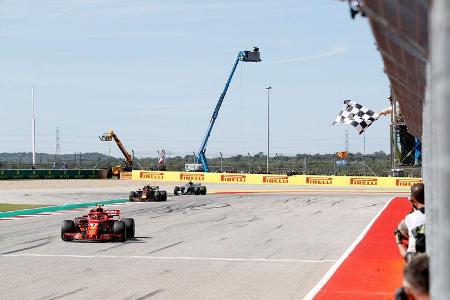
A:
[395, 287, 408, 300]
[394, 229, 406, 241]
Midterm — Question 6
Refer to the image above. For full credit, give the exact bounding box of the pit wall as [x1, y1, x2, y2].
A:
[0, 169, 107, 180]
[131, 170, 422, 188]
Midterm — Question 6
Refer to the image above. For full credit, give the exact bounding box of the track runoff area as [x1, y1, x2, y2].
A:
[0, 181, 409, 299]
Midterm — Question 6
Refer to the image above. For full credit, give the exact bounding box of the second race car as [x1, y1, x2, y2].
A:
[129, 185, 168, 202]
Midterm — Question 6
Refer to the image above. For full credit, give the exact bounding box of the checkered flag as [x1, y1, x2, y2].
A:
[332, 100, 380, 134]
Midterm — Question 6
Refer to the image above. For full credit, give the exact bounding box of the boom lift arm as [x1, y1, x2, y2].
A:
[196, 47, 261, 172]
[99, 129, 133, 168]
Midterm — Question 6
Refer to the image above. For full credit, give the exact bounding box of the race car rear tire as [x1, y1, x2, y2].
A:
[160, 191, 167, 201]
[113, 221, 127, 242]
[200, 186, 207, 195]
[123, 218, 135, 239]
[194, 187, 200, 195]
[61, 220, 75, 241]
[181, 187, 185, 194]
[174, 186, 180, 196]
[154, 191, 161, 202]
[129, 191, 137, 202]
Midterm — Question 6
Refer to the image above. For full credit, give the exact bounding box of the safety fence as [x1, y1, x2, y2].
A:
[0, 169, 108, 180]
[131, 170, 422, 188]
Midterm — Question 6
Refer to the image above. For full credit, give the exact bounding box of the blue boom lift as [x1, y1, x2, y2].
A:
[195, 47, 261, 172]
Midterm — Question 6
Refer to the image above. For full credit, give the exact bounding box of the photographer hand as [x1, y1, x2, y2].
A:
[394, 230, 408, 261]
[395, 232, 402, 244]
[394, 229, 403, 244]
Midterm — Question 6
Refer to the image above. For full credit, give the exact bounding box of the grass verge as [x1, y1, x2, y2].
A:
[0, 198, 127, 218]
[0, 203, 47, 212]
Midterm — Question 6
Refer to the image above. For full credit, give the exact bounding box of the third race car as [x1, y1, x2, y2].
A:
[174, 181, 207, 196]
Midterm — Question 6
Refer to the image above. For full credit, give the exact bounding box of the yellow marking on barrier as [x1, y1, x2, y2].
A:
[131, 170, 421, 189]
[208, 189, 409, 195]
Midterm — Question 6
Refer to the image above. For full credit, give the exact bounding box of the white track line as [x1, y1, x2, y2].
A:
[2, 253, 337, 264]
[9, 215, 36, 217]
[302, 196, 396, 300]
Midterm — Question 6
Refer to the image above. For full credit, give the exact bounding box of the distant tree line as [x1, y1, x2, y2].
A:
[0, 151, 421, 177]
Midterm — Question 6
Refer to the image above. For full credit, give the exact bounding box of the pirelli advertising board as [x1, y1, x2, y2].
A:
[220, 174, 247, 183]
[395, 178, 422, 187]
[262, 175, 289, 184]
[131, 170, 420, 188]
[305, 176, 333, 185]
[139, 171, 165, 180]
[350, 177, 378, 186]
[179, 173, 205, 181]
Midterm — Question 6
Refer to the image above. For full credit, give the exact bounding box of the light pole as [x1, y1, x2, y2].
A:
[265, 86, 272, 174]
[157, 151, 160, 171]
[31, 87, 36, 169]
[275, 153, 279, 173]
[219, 152, 223, 172]
[247, 152, 251, 173]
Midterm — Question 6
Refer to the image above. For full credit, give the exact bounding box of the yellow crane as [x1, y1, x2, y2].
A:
[99, 129, 133, 178]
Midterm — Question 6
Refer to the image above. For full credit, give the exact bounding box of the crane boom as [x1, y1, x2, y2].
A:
[99, 130, 133, 165]
[196, 47, 261, 172]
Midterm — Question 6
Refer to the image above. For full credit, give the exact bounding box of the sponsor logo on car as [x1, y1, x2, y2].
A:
[306, 176, 333, 185]
[395, 178, 422, 187]
[221, 174, 246, 182]
[180, 173, 205, 181]
[139, 172, 165, 180]
[262, 175, 289, 184]
[350, 178, 378, 186]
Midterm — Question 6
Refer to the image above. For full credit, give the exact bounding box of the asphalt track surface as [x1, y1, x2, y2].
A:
[0, 182, 393, 300]
[0, 179, 405, 205]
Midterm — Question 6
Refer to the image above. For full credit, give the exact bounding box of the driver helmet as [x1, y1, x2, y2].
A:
[95, 204, 104, 212]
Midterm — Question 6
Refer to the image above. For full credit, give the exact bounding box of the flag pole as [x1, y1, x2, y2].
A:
[32, 87, 36, 168]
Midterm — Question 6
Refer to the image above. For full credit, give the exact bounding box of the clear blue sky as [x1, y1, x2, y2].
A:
[0, 0, 391, 158]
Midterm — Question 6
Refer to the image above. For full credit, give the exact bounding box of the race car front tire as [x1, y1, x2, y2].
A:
[61, 220, 75, 241]
[160, 191, 167, 201]
[194, 187, 200, 195]
[123, 218, 135, 239]
[174, 186, 180, 195]
[200, 186, 207, 195]
[113, 221, 127, 242]
[129, 191, 137, 202]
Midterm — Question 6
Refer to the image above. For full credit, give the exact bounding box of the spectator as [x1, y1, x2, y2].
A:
[395, 254, 429, 300]
[51, 162, 56, 170]
[395, 183, 425, 262]
[379, 106, 393, 116]
[379, 96, 393, 116]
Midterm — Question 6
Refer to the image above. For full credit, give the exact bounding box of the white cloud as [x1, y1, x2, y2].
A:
[271, 45, 349, 64]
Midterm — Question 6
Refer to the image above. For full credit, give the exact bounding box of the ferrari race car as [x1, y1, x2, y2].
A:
[129, 185, 167, 202]
[61, 205, 135, 242]
[174, 182, 207, 196]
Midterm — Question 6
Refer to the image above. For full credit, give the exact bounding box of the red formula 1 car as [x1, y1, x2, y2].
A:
[61, 205, 135, 242]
